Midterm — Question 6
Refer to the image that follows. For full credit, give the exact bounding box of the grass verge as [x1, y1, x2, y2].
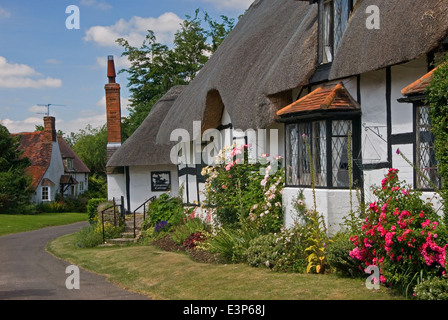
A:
[0, 212, 87, 236]
[48, 233, 405, 300]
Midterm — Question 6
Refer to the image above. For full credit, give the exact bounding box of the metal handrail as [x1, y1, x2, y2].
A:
[132, 196, 156, 238]
[100, 203, 121, 243]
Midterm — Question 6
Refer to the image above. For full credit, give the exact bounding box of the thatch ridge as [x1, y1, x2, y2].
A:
[329, 0, 448, 80]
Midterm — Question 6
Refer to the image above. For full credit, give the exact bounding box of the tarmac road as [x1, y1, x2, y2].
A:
[0, 221, 150, 300]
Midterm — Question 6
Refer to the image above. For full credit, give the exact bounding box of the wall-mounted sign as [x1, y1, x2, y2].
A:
[151, 171, 171, 192]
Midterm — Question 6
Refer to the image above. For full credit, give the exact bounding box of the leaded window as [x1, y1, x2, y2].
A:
[42, 186, 49, 201]
[286, 119, 357, 188]
[320, 0, 353, 64]
[416, 105, 439, 189]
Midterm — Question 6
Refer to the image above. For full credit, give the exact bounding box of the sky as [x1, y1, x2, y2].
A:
[0, 0, 252, 134]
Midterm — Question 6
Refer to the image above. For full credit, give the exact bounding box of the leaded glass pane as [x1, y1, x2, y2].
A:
[296, 121, 327, 187]
[333, 0, 349, 51]
[332, 120, 352, 187]
[416, 105, 439, 189]
[286, 124, 299, 185]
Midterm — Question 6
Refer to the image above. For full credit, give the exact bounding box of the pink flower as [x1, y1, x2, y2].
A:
[221, 185, 226, 189]
[401, 189, 409, 196]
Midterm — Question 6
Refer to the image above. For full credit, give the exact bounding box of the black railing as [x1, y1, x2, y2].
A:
[132, 196, 156, 238]
[100, 196, 125, 243]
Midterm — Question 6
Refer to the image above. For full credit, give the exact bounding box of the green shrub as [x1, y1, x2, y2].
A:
[413, 277, 448, 300]
[146, 193, 185, 227]
[86, 198, 107, 224]
[204, 228, 249, 263]
[246, 234, 281, 269]
[74, 221, 122, 248]
[326, 232, 364, 278]
[171, 217, 207, 245]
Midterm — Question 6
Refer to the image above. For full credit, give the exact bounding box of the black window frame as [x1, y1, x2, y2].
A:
[413, 102, 441, 191]
[284, 113, 362, 189]
[318, 0, 356, 65]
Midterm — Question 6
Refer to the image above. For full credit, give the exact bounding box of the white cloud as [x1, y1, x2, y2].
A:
[27, 105, 49, 114]
[84, 12, 183, 48]
[0, 6, 11, 18]
[1, 117, 43, 133]
[201, 0, 254, 11]
[96, 55, 131, 69]
[0, 56, 62, 89]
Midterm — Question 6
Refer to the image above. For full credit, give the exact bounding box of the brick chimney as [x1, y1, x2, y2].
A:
[43, 116, 57, 142]
[104, 55, 122, 162]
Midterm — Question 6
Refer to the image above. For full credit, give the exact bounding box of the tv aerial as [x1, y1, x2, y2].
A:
[36, 104, 67, 116]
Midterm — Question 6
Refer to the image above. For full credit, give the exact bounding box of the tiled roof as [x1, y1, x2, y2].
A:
[277, 82, 360, 117]
[401, 67, 437, 96]
[57, 136, 90, 173]
[13, 132, 53, 190]
[12, 131, 90, 191]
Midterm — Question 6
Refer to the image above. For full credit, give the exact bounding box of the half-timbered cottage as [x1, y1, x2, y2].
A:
[107, 0, 448, 233]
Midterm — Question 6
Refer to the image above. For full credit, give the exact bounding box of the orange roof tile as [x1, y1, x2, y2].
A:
[277, 82, 360, 117]
[401, 67, 438, 96]
[12, 132, 53, 190]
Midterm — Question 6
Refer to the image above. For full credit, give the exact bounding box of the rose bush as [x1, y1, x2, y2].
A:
[349, 168, 448, 296]
[201, 143, 284, 233]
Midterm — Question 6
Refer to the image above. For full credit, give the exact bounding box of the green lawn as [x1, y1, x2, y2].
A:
[0, 212, 88, 236]
[47, 233, 405, 300]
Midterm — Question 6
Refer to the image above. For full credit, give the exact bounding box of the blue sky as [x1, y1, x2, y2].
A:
[0, 0, 251, 134]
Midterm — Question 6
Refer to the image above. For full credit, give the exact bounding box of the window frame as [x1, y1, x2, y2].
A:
[42, 186, 50, 202]
[318, 0, 355, 65]
[284, 113, 362, 189]
[414, 102, 440, 191]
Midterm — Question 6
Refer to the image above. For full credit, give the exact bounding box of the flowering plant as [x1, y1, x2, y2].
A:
[349, 169, 448, 294]
[201, 143, 284, 233]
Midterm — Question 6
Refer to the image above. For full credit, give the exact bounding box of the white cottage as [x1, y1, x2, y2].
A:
[14, 116, 90, 203]
[107, 0, 448, 233]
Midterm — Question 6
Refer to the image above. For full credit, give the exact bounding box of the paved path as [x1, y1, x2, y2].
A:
[0, 222, 149, 300]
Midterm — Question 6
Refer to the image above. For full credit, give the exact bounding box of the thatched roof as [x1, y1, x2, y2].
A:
[329, 0, 448, 80]
[156, 0, 318, 143]
[156, 0, 448, 144]
[107, 85, 185, 167]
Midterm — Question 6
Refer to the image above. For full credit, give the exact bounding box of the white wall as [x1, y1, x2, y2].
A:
[36, 140, 65, 203]
[282, 187, 357, 236]
[129, 165, 179, 212]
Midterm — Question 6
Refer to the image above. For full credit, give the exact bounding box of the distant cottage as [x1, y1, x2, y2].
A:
[105, 0, 448, 234]
[13, 116, 90, 203]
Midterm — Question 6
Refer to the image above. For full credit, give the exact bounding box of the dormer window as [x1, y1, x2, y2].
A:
[66, 158, 74, 171]
[319, 0, 357, 64]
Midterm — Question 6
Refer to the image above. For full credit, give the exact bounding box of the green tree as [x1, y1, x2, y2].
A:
[69, 124, 108, 176]
[0, 124, 33, 214]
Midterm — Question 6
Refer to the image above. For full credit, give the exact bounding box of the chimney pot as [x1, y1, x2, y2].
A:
[107, 55, 116, 84]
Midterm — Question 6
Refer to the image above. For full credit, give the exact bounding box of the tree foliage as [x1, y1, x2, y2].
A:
[0, 124, 33, 214]
[426, 55, 448, 224]
[67, 124, 108, 176]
